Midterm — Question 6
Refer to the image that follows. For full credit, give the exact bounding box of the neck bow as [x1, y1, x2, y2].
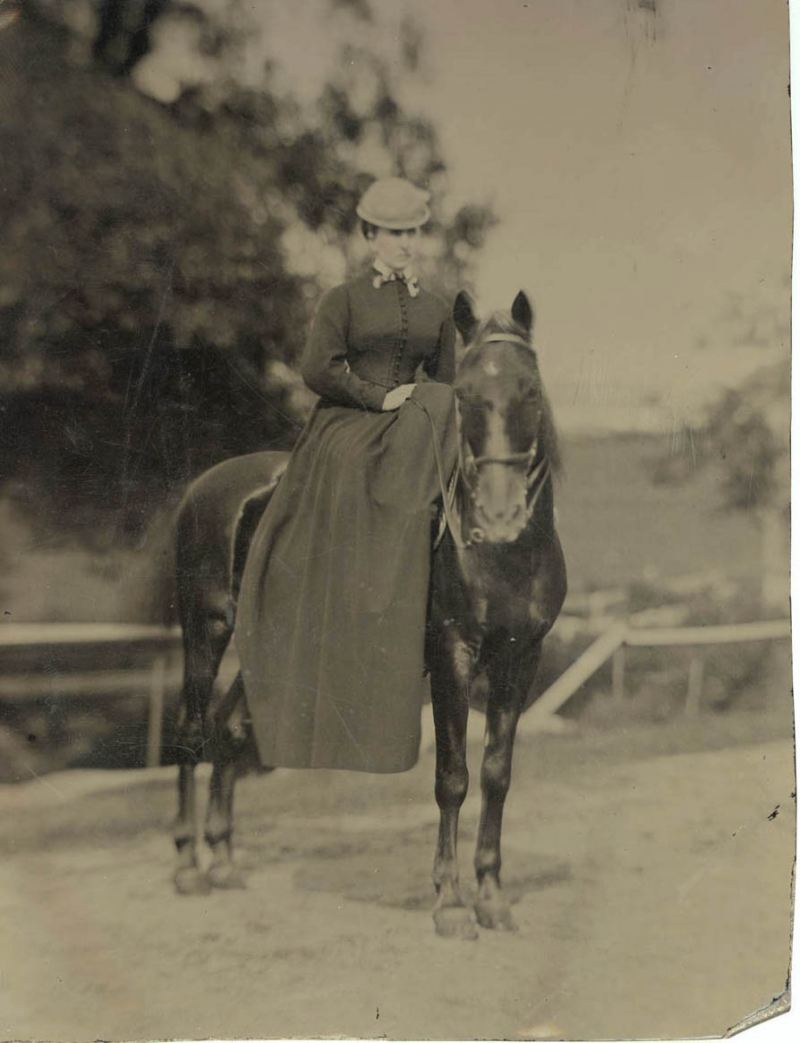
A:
[372, 260, 420, 298]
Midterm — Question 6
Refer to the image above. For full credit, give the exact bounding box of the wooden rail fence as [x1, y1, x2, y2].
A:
[0, 624, 182, 767]
[517, 617, 791, 735]
[1, 616, 791, 765]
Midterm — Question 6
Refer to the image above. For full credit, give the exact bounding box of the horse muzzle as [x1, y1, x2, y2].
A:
[472, 491, 528, 544]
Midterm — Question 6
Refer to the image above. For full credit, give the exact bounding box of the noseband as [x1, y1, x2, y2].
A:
[458, 423, 551, 545]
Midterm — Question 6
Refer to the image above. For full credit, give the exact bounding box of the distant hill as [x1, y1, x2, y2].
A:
[555, 431, 758, 593]
[0, 429, 765, 624]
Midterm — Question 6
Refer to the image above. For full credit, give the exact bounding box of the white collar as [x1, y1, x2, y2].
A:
[372, 258, 420, 297]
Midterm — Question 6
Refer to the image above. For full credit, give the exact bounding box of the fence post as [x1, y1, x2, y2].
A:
[146, 653, 167, 768]
[685, 654, 705, 718]
[612, 644, 626, 704]
[519, 622, 628, 733]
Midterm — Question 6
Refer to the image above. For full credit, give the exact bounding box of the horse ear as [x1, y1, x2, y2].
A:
[511, 291, 535, 336]
[453, 291, 478, 344]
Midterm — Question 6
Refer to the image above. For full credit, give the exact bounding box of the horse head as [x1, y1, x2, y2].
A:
[452, 290, 559, 545]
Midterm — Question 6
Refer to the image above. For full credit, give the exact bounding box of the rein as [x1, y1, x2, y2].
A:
[420, 401, 467, 552]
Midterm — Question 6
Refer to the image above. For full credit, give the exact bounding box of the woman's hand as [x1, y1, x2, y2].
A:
[381, 384, 416, 411]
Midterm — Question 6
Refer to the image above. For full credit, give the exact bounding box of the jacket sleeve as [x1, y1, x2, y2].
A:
[420, 314, 456, 384]
[300, 285, 387, 411]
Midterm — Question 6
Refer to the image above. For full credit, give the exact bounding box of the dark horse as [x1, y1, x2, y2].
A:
[171, 289, 566, 939]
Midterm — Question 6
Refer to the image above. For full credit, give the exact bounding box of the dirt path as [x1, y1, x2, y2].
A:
[0, 736, 794, 1041]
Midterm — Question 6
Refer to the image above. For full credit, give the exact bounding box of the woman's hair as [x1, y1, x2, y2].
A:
[361, 220, 379, 240]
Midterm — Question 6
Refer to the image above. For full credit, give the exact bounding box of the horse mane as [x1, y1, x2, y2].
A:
[467, 312, 564, 477]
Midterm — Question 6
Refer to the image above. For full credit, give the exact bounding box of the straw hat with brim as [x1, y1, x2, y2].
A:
[356, 177, 431, 230]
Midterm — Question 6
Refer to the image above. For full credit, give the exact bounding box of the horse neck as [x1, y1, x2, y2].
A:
[525, 461, 556, 544]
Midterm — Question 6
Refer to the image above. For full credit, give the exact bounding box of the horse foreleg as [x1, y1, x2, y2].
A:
[204, 672, 251, 890]
[474, 638, 542, 931]
[430, 643, 477, 940]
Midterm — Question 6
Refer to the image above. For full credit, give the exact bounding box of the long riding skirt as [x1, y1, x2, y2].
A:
[234, 381, 457, 773]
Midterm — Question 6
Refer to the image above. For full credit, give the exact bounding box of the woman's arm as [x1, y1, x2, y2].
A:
[421, 314, 457, 384]
[300, 285, 387, 411]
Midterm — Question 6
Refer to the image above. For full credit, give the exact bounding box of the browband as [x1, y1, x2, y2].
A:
[481, 333, 532, 348]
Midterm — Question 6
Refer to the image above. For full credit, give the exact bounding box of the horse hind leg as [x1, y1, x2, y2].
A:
[173, 609, 232, 895]
[178, 605, 234, 756]
[174, 761, 211, 895]
[204, 672, 254, 890]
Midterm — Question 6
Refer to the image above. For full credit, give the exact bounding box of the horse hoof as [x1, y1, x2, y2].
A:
[474, 898, 517, 932]
[174, 867, 211, 896]
[433, 905, 479, 941]
[207, 863, 247, 890]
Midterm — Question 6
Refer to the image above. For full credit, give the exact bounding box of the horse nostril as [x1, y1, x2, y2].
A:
[486, 506, 516, 523]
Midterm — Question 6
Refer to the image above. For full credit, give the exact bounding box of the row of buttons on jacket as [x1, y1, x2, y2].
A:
[390, 280, 409, 388]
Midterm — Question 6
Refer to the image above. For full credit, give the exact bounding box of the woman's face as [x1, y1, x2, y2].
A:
[372, 226, 421, 271]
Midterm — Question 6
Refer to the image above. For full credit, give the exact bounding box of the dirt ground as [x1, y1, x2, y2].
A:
[0, 712, 795, 1042]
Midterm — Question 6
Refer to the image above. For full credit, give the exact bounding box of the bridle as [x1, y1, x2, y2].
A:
[457, 412, 551, 546]
[434, 332, 552, 549]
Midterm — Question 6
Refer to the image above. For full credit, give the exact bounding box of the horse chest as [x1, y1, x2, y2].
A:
[459, 547, 533, 632]
[455, 550, 490, 623]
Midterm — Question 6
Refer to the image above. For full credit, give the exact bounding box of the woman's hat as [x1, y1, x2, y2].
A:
[356, 177, 431, 230]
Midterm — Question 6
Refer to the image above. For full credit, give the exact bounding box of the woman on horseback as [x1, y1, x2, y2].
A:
[235, 177, 458, 774]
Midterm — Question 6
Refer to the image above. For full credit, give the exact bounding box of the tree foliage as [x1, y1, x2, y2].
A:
[701, 359, 789, 514]
[0, 0, 496, 547]
[652, 293, 789, 520]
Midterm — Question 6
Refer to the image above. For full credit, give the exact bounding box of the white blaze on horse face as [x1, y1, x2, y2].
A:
[484, 408, 509, 460]
[482, 358, 500, 377]
[472, 408, 530, 542]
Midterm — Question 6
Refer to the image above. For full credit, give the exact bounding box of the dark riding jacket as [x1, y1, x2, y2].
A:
[300, 271, 456, 411]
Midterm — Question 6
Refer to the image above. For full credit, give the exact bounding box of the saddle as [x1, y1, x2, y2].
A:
[231, 461, 289, 599]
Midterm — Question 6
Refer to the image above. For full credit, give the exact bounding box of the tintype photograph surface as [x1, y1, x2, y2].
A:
[0, 1, 794, 1041]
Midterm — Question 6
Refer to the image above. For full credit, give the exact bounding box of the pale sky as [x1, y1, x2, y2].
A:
[138, 0, 792, 433]
[403, 0, 791, 431]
